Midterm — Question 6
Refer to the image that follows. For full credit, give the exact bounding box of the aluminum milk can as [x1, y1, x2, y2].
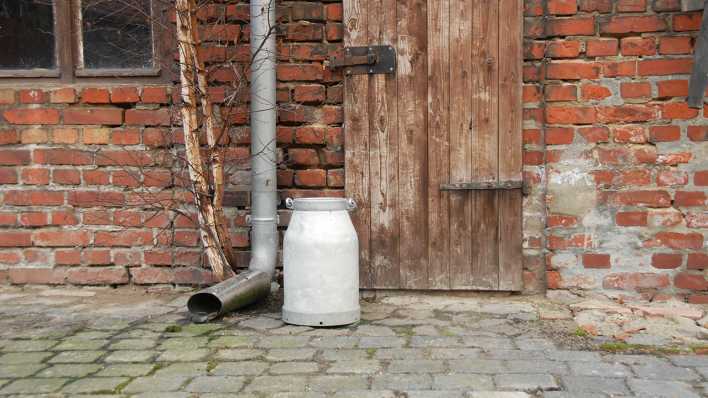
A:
[282, 197, 360, 326]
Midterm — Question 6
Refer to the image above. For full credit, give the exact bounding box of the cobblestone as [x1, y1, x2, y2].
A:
[0, 286, 705, 397]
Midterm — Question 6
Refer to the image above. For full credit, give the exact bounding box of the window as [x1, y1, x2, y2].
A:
[0, 0, 167, 81]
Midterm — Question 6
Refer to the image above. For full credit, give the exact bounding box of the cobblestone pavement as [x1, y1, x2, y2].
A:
[0, 286, 706, 397]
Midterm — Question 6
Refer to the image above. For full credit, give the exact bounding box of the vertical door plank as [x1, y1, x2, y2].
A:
[427, 0, 451, 289]
[448, 0, 474, 289]
[368, 0, 400, 288]
[397, 0, 429, 289]
[497, 0, 523, 291]
[498, 189, 523, 290]
[468, 0, 500, 290]
[344, 0, 372, 288]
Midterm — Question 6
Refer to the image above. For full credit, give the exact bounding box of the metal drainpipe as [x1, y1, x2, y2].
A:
[187, 0, 278, 322]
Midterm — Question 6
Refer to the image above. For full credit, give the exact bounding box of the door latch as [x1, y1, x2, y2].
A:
[326, 45, 396, 75]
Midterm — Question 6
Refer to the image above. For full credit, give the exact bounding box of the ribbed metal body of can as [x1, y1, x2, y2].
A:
[282, 197, 360, 326]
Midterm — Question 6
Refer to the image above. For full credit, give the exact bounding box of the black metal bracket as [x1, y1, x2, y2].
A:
[688, 3, 708, 108]
[326, 45, 396, 75]
[440, 180, 529, 196]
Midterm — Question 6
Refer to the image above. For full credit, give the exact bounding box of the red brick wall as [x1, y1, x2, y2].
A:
[0, 1, 345, 285]
[523, 0, 707, 301]
[0, 0, 705, 301]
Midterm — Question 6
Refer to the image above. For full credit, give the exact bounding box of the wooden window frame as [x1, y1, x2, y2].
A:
[0, 0, 172, 84]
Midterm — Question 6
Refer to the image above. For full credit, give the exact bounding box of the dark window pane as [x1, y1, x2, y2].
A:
[0, 0, 55, 70]
[81, 0, 154, 69]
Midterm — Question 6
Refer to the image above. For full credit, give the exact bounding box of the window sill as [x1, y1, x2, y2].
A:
[75, 68, 161, 78]
[0, 69, 61, 78]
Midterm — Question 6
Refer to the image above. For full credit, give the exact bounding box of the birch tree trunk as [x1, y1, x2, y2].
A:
[175, 0, 234, 281]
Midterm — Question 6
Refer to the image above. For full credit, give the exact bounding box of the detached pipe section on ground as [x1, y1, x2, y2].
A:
[187, 0, 278, 323]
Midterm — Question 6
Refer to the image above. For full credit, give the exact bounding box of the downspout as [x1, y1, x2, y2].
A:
[187, 0, 278, 322]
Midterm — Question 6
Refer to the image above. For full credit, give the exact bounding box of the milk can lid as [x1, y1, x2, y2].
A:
[285, 197, 356, 211]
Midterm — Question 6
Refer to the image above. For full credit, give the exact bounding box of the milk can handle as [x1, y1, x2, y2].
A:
[285, 198, 294, 209]
[347, 198, 357, 211]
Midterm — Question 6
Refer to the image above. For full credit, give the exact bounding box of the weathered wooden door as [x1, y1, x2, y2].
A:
[344, 0, 523, 290]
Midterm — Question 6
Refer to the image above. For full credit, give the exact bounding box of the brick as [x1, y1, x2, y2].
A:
[581, 84, 612, 100]
[673, 12, 702, 31]
[616, 211, 647, 226]
[327, 169, 344, 188]
[613, 190, 671, 207]
[82, 249, 112, 265]
[295, 126, 326, 144]
[289, 148, 319, 166]
[546, 40, 581, 58]
[650, 232, 704, 249]
[546, 62, 601, 80]
[110, 87, 140, 103]
[620, 37, 656, 56]
[95, 230, 153, 247]
[0, 232, 32, 247]
[131, 267, 174, 284]
[523, 85, 542, 103]
[656, 169, 688, 186]
[278, 64, 324, 81]
[601, 60, 637, 77]
[83, 170, 110, 185]
[548, 0, 578, 15]
[586, 39, 618, 57]
[20, 168, 50, 185]
[286, 22, 324, 41]
[688, 253, 708, 269]
[111, 128, 141, 145]
[600, 16, 667, 34]
[653, 0, 681, 11]
[656, 151, 691, 165]
[620, 82, 651, 99]
[125, 109, 170, 126]
[64, 108, 123, 125]
[20, 128, 48, 144]
[613, 125, 647, 143]
[603, 272, 670, 290]
[51, 211, 78, 226]
[695, 170, 708, 186]
[638, 59, 692, 76]
[50, 88, 76, 104]
[0, 129, 19, 145]
[294, 169, 326, 187]
[83, 128, 110, 144]
[293, 84, 326, 103]
[0, 167, 17, 184]
[3, 108, 60, 125]
[33, 230, 90, 247]
[545, 127, 574, 145]
[325, 23, 343, 41]
[546, 17, 596, 36]
[66, 267, 129, 285]
[34, 149, 93, 165]
[662, 102, 698, 119]
[52, 128, 79, 144]
[674, 272, 708, 290]
[597, 105, 657, 123]
[81, 88, 110, 104]
[675, 191, 706, 207]
[53, 169, 81, 185]
[617, 0, 647, 12]
[657, 80, 688, 97]
[579, 0, 613, 12]
[325, 3, 342, 21]
[0, 89, 16, 104]
[578, 126, 609, 143]
[68, 191, 125, 207]
[688, 126, 707, 141]
[141, 87, 169, 104]
[545, 85, 577, 101]
[652, 253, 682, 269]
[19, 89, 46, 104]
[658, 36, 693, 55]
[4, 190, 64, 206]
[0, 150, 31, 165]
[583, 253, 610, 268]
[9, 268, 66, 284]
[546, 107, 597, 124]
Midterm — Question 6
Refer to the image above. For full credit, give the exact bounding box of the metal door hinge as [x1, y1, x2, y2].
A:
[326, 45, 396, 75]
